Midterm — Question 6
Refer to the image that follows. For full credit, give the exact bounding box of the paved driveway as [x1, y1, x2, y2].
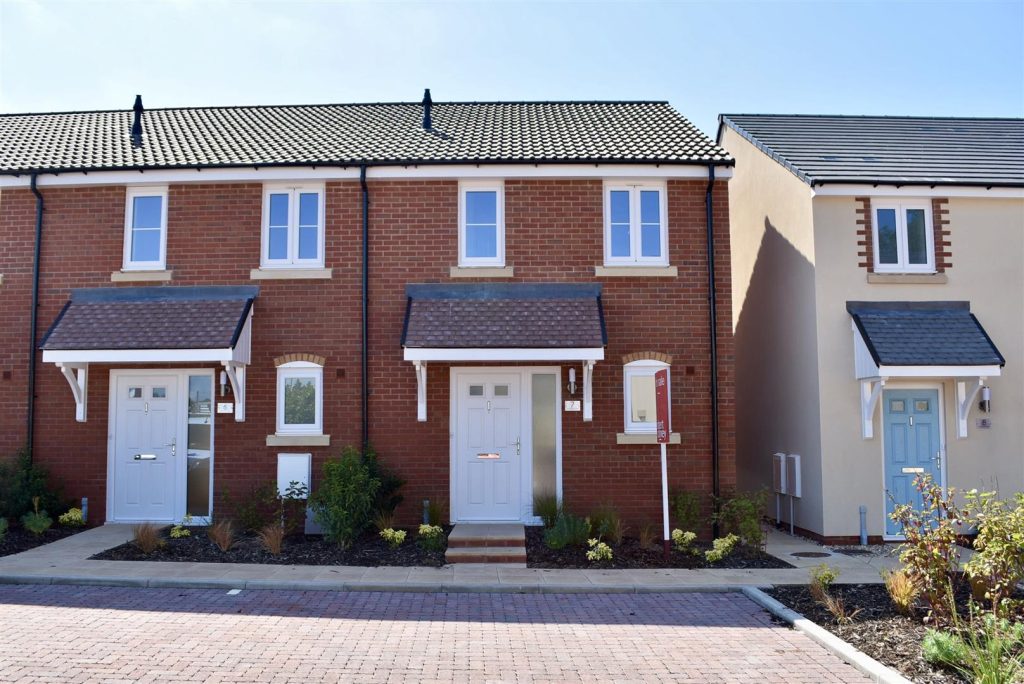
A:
[0, 586, 868, 683]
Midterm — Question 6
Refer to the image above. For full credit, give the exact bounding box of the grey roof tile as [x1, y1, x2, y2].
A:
[720, 114, 1024, 187]
[0, 101, 732, 174]
[847, 301, 1004, 367]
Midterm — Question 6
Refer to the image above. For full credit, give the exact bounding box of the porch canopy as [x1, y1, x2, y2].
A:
[40, 285, 257, 422]
[847, 301, 1004, 439]
[402, 283, 607, 421]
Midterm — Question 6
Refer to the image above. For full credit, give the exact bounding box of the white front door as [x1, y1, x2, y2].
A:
[454, 373, 522, 521]
[112, 374, 180, 522]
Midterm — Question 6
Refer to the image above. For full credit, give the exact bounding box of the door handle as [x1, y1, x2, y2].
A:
[515, 437, 521, 456]
[165, 437, 176, 458]
[134, 454, 157, 461]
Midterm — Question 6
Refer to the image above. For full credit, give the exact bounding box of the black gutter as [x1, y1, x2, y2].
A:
[360, 165, 370, 451]
[27, 174, 44, 462]
[704, 164, 721, 538]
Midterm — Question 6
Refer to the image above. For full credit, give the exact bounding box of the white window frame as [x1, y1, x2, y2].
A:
[872, 199, 935, 274]
[623, 360, 669, 434]
[122, 186, 168, 271]
[603, 182, 669, 267]
[276, 361, 323, 436]
[261, 184, 326, 268]
[458, 181, 505, 267]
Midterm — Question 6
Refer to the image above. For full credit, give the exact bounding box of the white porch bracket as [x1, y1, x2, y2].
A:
[414, 361, 428, 422]
[583, 360, 595, 422]
[860, 377, 885, 439]
[956, 377, 985, 439]
[221, 362, 246, 422]
[56, 362, 88, 422]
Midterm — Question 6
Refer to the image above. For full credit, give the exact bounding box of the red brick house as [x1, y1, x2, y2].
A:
[0, 93, 735, 528]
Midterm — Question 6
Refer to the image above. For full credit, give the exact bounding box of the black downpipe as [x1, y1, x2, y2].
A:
[360, 166, 370, 451]
[27, 174, 44, 462]
[705, 165, 721, 538]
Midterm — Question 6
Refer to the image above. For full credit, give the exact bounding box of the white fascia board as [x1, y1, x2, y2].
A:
[42, 347, 236, 363]
[1, 164, 731, 189]
[877, 365, 1002, 378]
[403, 347, 605, 362]
[812, 184, 1024, 199]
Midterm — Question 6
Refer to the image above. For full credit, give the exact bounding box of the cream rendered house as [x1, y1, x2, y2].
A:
[718, 115, 1023, 542]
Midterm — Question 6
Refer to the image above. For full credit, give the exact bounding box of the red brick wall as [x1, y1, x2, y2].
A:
[0, 177, 734, 529]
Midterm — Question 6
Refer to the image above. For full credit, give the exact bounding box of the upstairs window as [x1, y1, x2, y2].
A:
[459, 182, 504, 267]
[123, 186, 168, 270]
[276, 361, 323, 436]
[623, 360, 669, 434]
[604, 183, 668, 266]
[873, 200, 935, 273]
[262, 184, 325, 268]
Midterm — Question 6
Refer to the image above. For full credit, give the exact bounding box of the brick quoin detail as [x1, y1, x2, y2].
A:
[621, 352, 673, 365]
[855, 197, 874, 271]
[274, 353, 326, 367]
[932, 197, 952, 272]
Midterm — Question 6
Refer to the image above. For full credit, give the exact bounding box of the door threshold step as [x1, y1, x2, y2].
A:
[448, 523, 525, 548]
[445, 546, 528, 564]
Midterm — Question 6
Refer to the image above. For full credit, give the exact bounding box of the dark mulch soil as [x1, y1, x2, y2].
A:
[525, 527, 794, 569]
[92, 527, 449, 567]
[768, 580, 1024, 684]
[0, 525, 86, 558]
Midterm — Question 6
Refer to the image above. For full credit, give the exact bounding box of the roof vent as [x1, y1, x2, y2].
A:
[131, 94, 144, 147]
[422, 88, 432, 131]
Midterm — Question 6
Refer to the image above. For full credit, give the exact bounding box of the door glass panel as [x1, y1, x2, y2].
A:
[630, 374, 656, 424]
[494, 384, 509, 397]
[469, 384, 484, 397]
[914, 400, 929, 412]
[906, 209, 928, 265]
[876, 208, 898, 264]
[152, 387, 166, 399]
[186, 375, 212, 518]
[128, 387, 143, 399]
[890, 399, 905, 413]
[531, 374, 556, 497]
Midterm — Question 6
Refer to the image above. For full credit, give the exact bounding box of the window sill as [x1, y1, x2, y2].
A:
[111, 269, 173, 283]
[616, 432, 681, 445]
[449, 266, 515, 278]
[595, 265, 678, 277]
[266, 434, 331, 447]
[867, 272, 947, 284]
[251, 268, 333, 280]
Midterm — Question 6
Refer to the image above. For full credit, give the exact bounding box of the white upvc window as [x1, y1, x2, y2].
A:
[872, 199, 935, 273]
[123, 186, 168, 271]
[604, 182, 668, 266]
[458, 181, 504, 267]
[623, 360, 669, 434]
[261, 184, 326, 268]
[276, 361, 323, 436]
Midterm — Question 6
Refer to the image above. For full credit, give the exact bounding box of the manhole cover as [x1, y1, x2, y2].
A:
[790, 551, 832, 558]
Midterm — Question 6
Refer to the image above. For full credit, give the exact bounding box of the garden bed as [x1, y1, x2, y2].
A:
[767, 580, 1024, 684]
[92, 526, 449, 567]
[0, 526, 85, 558]
[525, 527, 793, 569]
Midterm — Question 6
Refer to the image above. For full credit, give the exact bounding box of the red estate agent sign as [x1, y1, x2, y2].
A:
[655, 369, 672, 557]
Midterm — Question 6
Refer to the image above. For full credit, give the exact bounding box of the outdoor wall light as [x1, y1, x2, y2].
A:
[567, 367, 577, 396]
[979, 386, 992, 414]
[220, 370, 228, 397]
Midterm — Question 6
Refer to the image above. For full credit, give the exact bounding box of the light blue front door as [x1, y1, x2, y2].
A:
[883, 389, 942, 536]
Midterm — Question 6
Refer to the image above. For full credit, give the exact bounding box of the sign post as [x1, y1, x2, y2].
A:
[655, 369, 671, 559]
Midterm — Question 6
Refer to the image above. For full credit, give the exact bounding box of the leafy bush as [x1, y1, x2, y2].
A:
[380, 528, 406, 549]
[21, 497, 52, 536]
[882, 568, 919, 616]
[0, 517, 7, 542]
[221, 482, 278, 533]
[208, 519, 235, 552]
[170, 515, 192, 539]
[713, 489, 768, 548]
[589, 505, 625, 544]
[543, 513, 591, 550]
[586, 539, 613, 562]
[810, 563, 840, 592]
[705, 534, 740, 563]
[533, 492, 561, 528]
[637, 522, 657, 550]
[0, 450, 66, 521]
[671, 529, 698, 554]
[889, 474, 963, 618]
[310, 449, 380, 548]
[58, 507, 84, 527]
[132, 523, 164, 554]
[923, 629, 969, 668]
[417, 524, 445, 551]
[258, 524, 284, 555]
[671, 490, 702, 533]
[963, 490, 1024, 616]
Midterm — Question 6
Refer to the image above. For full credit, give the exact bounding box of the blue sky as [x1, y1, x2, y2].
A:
[1, 0, 1021, 135]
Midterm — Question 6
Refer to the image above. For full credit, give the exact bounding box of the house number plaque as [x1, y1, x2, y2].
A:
[564, 401, 581, 412]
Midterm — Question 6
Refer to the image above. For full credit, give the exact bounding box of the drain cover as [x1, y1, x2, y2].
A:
[834, 548, 873, 556]
[790, 551, 832, 558]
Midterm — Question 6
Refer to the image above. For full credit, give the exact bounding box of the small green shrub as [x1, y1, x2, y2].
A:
[0, 450, 66, 521]
[533, 492, 561, 528]
[543, 513, 591, 550]
[586, 539, 613, 562]
[310, 448, 380, 548]
[380, 528, 407, 549]
[169, 514, 192, 539]
[0, 517, 7, 542]
[417, 524, 445, 551]
[713, 489, 768, 547]
[671, 528, 698, 554]
[929, 611, 1024, 683]
[671, 490, 702, 533]
[20, 497, 51, 536]
[589, 505, 624, 544]
[705, 534, 740, 563]
[810, 563, 840, 592]
[58, 507, 84, 527]
[923, 629, 968, 668]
